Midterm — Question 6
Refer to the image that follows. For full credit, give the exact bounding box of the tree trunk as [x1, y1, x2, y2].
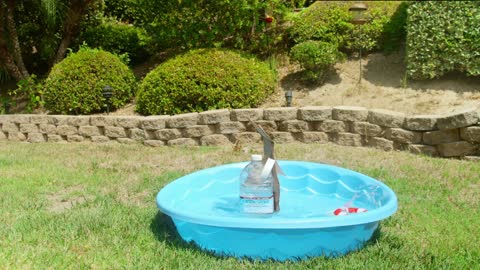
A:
[54, 35, 73, 65]
[5, 0, 29, 78]
[53, 0, 93, 65]
[0, 47, 24, 81]
[0, 0, 27, 81]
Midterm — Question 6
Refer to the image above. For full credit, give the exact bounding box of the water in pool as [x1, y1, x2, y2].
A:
[172, 172, 382, 219]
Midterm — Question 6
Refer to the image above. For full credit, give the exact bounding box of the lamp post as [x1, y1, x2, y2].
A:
[285, 90, 293, 107]
[349, 3, 368, 84]
[102, 85, 113, 115]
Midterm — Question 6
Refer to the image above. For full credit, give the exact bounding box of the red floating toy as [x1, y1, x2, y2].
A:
[333, 207, 367, 216]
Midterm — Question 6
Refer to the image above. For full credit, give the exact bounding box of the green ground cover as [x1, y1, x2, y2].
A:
[0, 141, 479, 269]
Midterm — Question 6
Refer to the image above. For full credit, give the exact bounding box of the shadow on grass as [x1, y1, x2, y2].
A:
[364, 225, 383, 248]
[149, 213, 269, 263]
[149, 211, 220, 258]
[362, 224, 406, 253]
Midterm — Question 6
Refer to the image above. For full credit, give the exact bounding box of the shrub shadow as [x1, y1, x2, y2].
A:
[362, 51, 406, 88]
[280, 69, 342, 92]
[406, 71, 480, 93]
[363, 51, 480, 93]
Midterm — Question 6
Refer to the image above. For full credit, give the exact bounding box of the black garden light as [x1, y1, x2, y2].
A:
[285, 90, 293, 107]
[349, 3, 368, 83]
[102, 85, 113, 114]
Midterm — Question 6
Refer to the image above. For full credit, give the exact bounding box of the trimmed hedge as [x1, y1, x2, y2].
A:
[289, 1, 405, 53]
[406, 2, 480, 79]
[82, 21, 151, 64]
[136, 49, 277, 115]
[43, 48, 136, 115]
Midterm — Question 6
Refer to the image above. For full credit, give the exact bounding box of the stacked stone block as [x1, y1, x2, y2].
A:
[1, 106, 479, 159]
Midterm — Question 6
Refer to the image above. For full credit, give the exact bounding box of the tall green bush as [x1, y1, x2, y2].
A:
[104, 0, 140, 23]
[406, 2, 480, 79]
[289, 1, 405, 53]
[136, 49, 277, 115]
[82, 20, 151, 64]
[135, 0, 289, 55]
[381, 2, 409, 54]
[290, 41, 341, 83]
[283, 0, 316, 8]
[43, 47, 136, 115]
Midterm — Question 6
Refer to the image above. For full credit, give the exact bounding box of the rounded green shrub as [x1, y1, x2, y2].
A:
[136, 49, 277, 115]
[43, 47, 136, 115]
[290, 41, 341, 83]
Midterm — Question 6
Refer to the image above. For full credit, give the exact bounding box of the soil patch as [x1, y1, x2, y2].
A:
[265, 51, 480, 115]
[46, 185, 92, 213]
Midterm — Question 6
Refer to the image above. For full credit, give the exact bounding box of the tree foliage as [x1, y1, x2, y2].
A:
[81, 19, 151, 65]
[0, 0, 96, 82]
[135, 0, 289, 55]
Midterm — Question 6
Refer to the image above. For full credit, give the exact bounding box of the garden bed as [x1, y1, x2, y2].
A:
[266, 51, 480, 115]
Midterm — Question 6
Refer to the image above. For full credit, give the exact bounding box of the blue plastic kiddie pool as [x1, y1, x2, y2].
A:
[156, 161, 398, 261]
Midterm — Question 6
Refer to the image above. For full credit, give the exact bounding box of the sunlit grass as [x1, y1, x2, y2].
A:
[0, 141, 479, 269]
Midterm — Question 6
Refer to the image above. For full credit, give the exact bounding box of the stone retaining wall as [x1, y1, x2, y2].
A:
[1, 106, 480, 159]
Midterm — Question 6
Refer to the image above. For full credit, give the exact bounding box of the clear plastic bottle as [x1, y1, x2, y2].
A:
[239, 154, 274, 214]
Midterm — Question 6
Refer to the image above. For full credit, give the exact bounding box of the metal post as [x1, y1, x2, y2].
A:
[349, 2, 367, 85]
[359, 25, 362, 84]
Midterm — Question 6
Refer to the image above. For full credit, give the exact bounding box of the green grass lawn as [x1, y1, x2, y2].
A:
[1, 141, 479, 269]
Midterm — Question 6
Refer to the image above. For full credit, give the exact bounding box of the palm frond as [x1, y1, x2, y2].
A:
[40, 0, 58, 27]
